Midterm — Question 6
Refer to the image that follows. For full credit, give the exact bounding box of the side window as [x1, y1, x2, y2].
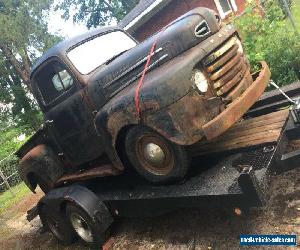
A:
[52, 69, 74, 92]
[34, 61, 74, 105]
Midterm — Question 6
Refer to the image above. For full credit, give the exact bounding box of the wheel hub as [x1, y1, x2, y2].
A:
[144, 143, 165, 165]
[70, 213, 93, 243]
[135, 134, 174, 176]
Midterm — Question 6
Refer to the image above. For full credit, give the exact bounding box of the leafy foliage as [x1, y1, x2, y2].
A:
[0, 126, 30, 158]
[55, 0, 139, 28]
[233, 0, 300, 86]
[0, 0, 60, 129]
[0, 1, 59, 191]
[0, 126, 31, 192]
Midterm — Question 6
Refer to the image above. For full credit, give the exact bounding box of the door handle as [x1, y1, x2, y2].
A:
[45, 120, 54, 125]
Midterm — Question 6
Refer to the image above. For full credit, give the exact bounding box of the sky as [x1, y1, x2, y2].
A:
[48, 9, 89, 39]
[47, 0, 122, 40]
[47, 0, 119, 39]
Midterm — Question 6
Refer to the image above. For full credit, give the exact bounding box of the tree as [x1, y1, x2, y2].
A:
[56, 0, 139, 29]
[233, 0, 300, 86]
[0, 0, 60, 129]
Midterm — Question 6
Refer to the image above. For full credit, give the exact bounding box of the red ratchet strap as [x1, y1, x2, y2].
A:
[134, 27, 166, 122]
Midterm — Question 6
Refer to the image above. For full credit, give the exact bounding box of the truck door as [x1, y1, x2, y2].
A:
[33, 60, 104, 166]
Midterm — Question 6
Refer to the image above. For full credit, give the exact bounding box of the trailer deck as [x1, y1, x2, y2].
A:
[30, 107, 299, 218]
[76, 109, 292, 217]
[83, 146, 278, 217]
[26, 86, 300, 248]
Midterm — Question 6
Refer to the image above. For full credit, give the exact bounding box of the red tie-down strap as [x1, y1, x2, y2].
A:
[134, 27, 166, 122]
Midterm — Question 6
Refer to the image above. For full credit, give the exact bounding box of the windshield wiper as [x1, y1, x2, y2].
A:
[105, 50, 129, 65]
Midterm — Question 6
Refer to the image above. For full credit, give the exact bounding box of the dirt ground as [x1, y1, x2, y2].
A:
[0, 166, 299, 250]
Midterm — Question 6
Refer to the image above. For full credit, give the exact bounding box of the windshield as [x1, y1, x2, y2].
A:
[67, 31, 137, 74]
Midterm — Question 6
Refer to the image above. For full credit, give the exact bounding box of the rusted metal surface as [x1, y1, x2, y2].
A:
[206, 44, 239, 73]
[204, 36, 238, 65]
[20, 144, 47, 163]
[15, 127, 48, 159]
[213, 59, 244, 88]
[17, 7, 271, 189]
[216, 63, 247, 95]
[209, 53, 242, 81]
[225, 70, 252, 102]
[202, 61, 271, 140]
[96, 26, 239, 149]
[145, 91, 223, 145]
[204, 36, 254, 105]
[55, 164, 121, 186]
[18, 145, 65, 192]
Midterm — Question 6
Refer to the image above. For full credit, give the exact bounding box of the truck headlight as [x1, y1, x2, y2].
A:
[193, 70, 208, 93]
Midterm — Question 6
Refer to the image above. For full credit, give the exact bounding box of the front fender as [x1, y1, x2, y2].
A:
[93, 27, 238, 166]
[18, 145, 64, 192]
[93, 88, 139, 171]
[93, 41, 205, 148]
[93, 46, 206, 170]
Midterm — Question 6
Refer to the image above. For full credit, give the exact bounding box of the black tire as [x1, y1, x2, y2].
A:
[66, 204, 110, 249]
[39, 205, 76, 245]
[125, 126, 190, 183]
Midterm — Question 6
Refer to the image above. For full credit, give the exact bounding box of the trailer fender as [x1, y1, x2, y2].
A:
[38, 185, 114, 233]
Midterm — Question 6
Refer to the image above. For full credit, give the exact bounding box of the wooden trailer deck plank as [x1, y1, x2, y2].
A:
[190, 109, 289, 156]
[216, 109, 289, 136]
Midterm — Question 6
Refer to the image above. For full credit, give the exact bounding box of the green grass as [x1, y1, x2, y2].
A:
[0, 182, 30, 214]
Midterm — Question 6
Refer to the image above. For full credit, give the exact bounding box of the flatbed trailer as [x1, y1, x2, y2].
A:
[26, 85, 300, 249]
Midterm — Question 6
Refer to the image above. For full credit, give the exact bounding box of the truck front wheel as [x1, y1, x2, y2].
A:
[125, 126, 190, 183]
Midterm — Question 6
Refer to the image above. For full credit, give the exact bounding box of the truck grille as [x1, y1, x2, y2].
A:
[203, 37, 253, 104]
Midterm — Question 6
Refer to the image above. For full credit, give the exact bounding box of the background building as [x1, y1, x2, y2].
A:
[119, 0, 247, 41]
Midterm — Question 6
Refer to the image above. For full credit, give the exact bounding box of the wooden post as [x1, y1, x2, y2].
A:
[0, 167, 15, 196]
[0, 152, 16, 197]
[282, 0, 298, 34]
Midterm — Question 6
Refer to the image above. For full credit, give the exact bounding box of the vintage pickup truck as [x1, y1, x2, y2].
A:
[16, 8, 270, 193]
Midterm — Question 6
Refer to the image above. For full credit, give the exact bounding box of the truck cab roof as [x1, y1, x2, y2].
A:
[30, 26, 123, 77]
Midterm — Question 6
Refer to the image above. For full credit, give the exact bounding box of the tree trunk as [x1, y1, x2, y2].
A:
[3, 62, 40, 129]
[0, 45, 31, 89]
[4, 62, 32, 111]
[21, 47, 32, 75]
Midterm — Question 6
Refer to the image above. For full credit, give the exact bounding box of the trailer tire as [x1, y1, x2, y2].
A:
[66, 203, 110, 249]
[39, 205, 76, 245]
[125, 126, 190, 183]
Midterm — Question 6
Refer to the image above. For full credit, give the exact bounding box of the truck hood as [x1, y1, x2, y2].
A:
[89, 7, 220, 104]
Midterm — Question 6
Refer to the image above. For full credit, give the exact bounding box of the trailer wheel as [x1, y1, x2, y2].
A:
[66, 204, 109, 249]
[125, 126, 190, 183]
[39, 205, 76, 245]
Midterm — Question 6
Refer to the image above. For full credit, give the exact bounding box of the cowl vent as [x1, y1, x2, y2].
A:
[195, 20, 210, 38]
